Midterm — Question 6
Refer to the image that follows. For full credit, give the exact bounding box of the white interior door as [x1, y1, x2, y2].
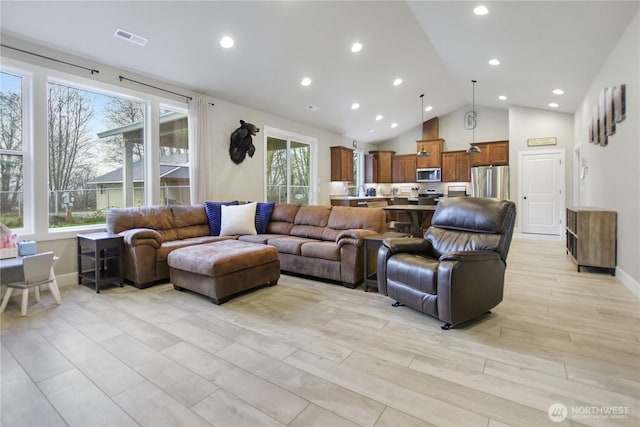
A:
[519, 150, 565, 235]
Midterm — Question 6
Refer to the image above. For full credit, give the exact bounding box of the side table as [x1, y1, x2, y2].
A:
[77, 232, 124, 293]
[363, 232, 406, 292]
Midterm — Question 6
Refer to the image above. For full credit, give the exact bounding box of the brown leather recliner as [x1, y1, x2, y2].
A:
[377, 197, 516, 329]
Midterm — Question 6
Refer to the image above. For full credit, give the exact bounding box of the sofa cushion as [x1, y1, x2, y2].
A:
[290, 205, 331, 240]
[220, 202, 258, 236]
[300, 241, 340, 261]
[172, 205, 210, 240]
[327, 206, 386, 232]
[266, 204, 300, 235]
[267, 236, 316, 255]
[204, 201, 238, 235]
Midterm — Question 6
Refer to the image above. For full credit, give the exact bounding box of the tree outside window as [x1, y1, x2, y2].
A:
[0, 72, 24, 229]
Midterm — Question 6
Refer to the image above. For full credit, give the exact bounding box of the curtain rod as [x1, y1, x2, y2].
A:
[1, 44, 100, 75]
[118, 76, 214, 106]
[118, 75, 194, 102]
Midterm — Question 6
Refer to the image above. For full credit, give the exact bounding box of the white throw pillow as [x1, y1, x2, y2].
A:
[219, 202, 257, 235]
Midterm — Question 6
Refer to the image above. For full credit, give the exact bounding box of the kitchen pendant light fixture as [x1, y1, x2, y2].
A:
[466, 80, 481, 154]
[417, 93, 429, 158]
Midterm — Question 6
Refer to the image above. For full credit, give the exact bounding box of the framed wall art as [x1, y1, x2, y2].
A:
[589, 83, 626, 147]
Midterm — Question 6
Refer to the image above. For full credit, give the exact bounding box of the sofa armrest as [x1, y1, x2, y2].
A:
[381, 237, 432, 255]
[336, 229, 378, 248]
[120, 228, 163, 249]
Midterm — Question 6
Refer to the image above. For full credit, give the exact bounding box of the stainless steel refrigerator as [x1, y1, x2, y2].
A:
[470, 165, 510, 199]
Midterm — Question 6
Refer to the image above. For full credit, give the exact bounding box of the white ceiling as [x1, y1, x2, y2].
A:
[1, 1, 638, 144]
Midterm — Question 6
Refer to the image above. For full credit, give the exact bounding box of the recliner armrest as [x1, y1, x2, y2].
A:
[439, 250, 502, 263]
[382, 237, 432, 255]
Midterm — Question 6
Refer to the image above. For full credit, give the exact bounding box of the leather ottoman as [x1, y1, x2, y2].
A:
[168, 240, 280, 304]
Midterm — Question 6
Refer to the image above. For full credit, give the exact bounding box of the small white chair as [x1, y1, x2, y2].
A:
[0, 252, 61, 316]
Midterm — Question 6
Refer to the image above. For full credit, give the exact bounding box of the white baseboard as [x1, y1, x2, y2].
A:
[616, 267, 640, 298]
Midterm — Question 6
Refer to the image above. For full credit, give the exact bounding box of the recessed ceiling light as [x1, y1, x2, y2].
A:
[351, 103, 360, 110]
[114, 28, 148, 46]
[306, 104, 319, 111]
[375, 115, 383, 121]
[498, 95, 507, 100]
[220, 36, 234, 48]
[393, 78, 403, 86]
[301, 77, 311, 87]
[553, 89, 564, 95]
[424, 106, 433, 112]
[489, 58, 500, 66]
[473, 5, 489, 15]
[351, 42, 363, 53]
[390, 122, 398, 128]
[548, 102, 559, 108]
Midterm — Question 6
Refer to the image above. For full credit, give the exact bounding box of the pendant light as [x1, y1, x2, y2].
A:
[417, 93, 429, 157]
[466, 80, 481, 154]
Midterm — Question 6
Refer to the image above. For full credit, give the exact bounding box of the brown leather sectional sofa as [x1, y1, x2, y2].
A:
[106, 203, 386, 289]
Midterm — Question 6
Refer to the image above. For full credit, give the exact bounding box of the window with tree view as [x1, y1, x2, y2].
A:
[266, 136, 311, 204]
[0, 72, 24, 229]
[48, 82, 145, 228]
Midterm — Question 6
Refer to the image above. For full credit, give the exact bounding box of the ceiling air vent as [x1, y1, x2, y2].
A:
[114, 28, 148, 47]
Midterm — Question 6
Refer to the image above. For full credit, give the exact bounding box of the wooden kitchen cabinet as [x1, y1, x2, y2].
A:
[392, 154, 417, 183]
[365, 150, 394, 183]
[470, 140, 509, 166]
[442, 150, 471, 182]
[330, 146, 354, 181]
[422, 117, 439, 140]
[416, 139, 443, 168]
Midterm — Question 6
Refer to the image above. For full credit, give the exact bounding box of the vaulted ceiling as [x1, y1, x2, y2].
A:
[1, 1, 638, 143]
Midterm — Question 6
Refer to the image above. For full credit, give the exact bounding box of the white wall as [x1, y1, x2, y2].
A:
[438, 105, 509, 151]
[573, 11, 639, 293]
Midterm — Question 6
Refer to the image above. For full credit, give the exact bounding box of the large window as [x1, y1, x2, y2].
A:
[48, 81, 146, 227]
[266, 131, 314, 205]
[1, 58, 191, 236]
[0, 72, 24, 229]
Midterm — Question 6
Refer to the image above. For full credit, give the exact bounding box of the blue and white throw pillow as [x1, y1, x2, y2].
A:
[204, 200, 238, 236]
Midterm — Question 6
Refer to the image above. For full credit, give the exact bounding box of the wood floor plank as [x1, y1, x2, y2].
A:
[113, 380, 212, 427]
[1, 361, 66, 427]
[38, 369, 138, 427]
[216, 343, 385, 427]
[286, 348, 489, 426]
[192, 389, 285, 427]
[100, 333, 218, 407]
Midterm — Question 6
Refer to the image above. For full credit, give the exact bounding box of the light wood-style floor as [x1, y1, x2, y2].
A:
[1, 237, 638, 427]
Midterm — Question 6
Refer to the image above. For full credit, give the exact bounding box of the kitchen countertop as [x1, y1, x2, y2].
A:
[330, 195, 395, 200]
[330, 195, 436, 203]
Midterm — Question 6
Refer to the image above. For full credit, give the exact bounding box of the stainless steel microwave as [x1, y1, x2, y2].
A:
[416, 168, 441, 182]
